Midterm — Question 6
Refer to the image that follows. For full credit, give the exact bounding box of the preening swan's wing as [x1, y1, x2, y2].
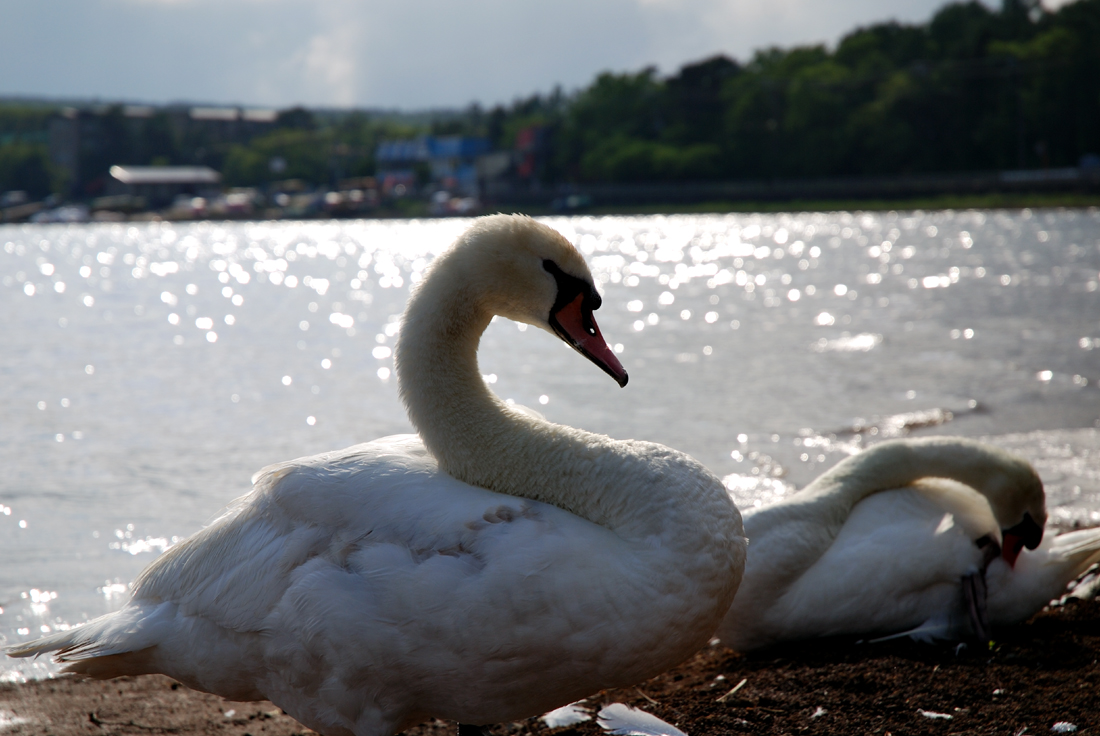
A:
[774, 489, 985, 632]
[723, 486, 988, 648]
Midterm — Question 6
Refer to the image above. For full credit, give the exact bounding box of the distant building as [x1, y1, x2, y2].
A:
[182, 107, 278, 144]
[48, 110, 81, 192]
[376, 136, 491, 197]
[514, 125, 549, 181]
[48, 105, 276, 198]
[108, 165, 222, 208]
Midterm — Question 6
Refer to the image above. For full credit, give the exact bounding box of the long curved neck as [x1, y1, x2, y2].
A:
[393, 270, 672, 539]
[797, 437, 1029, 529]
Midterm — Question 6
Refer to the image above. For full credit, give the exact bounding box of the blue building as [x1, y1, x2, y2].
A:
[375, 136, 491, 197]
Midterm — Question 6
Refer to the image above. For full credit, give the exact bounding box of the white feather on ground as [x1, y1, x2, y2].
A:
[597, 703, 688, 736]
[540, 703, 592, 728]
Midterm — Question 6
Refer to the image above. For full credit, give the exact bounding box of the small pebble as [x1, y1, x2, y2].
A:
[1051, 723, 1077, 734]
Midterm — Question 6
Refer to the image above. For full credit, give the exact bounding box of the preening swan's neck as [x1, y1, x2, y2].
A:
[798, 437, 1033, 530]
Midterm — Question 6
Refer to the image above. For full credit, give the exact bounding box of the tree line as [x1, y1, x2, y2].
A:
[1, 0, 1097, 201]
[500, 0, 1100, 183]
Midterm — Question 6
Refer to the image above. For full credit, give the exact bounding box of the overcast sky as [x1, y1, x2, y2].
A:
[0, 0, 1060, 111]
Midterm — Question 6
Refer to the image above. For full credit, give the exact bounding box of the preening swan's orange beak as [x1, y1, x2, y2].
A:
[1001, 533, 1024, 567]
[550, 293, 628, 387]
[1001, 512, 1043, 568]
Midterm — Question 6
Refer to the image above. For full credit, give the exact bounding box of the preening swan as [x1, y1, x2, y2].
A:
[7, 215, 747, 736]
[716, 436, 1045, 650]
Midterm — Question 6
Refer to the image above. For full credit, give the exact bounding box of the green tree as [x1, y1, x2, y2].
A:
[0, 142, 56, 198]
[222, 129, 331, 186]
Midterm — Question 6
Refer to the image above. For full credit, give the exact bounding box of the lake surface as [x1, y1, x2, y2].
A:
[2, 210, 1099, 681]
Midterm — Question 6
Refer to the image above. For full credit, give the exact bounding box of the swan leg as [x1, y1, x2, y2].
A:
[457, 724, 487, 736]
[962, 570, 991, 642]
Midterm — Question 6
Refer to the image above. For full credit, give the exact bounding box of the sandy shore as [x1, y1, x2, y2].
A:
[2, 598, 1097, 736]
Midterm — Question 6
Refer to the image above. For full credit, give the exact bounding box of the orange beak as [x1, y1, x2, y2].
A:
[1001, 512, 1043, 568]
[549, 293, 628, 387]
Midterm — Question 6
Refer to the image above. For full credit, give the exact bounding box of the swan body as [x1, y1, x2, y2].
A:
[8, 215, 746, 736]
[716, 436, 1045, 650]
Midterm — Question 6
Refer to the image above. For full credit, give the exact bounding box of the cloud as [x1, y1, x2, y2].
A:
[281, 3, 361, 107]
[0, 0, 958, 109]
[345, 0, 655, 106]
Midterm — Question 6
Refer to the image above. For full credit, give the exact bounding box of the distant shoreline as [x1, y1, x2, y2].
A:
[36, 192, 1100, 226]
[6, 190, 1099, 226]
[506, 191, 1100, 217]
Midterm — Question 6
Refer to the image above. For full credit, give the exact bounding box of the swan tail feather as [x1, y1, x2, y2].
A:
[1049, 527, 1100, 562]
[5, 602, 171, 678]
[1048, 527, 1100, 601]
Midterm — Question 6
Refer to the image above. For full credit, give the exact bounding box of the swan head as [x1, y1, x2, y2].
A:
[889, 436, 1047, 568]
[1001, 510, 1044, 568]
[981, 452, 1046, 568]
[420, 214, 628, 386]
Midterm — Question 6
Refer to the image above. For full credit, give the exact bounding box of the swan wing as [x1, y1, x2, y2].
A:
[13, 434, 684, 730]
[722, 486, 989, 648]
[246, 438, 694, 727]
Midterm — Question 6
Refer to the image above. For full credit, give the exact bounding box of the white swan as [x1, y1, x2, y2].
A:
[7, 215, 747, 736]
[716, 436, 1046, 650]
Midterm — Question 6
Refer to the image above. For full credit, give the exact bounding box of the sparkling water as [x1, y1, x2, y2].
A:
[2, 210, 1099, 681]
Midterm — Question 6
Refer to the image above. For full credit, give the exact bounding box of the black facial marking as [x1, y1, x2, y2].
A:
[543, 259, 601, 334]
[1004, 511, 1044, 551]
[542, 259, 627, 386]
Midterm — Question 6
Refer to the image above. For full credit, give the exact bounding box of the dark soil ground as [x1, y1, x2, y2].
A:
[3, 598, 1097, 736]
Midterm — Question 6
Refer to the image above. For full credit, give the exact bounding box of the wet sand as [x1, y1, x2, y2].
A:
[3, 598, 1097, 736]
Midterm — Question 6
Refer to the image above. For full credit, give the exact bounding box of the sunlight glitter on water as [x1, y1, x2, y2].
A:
[2, 210, 1099, 680]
